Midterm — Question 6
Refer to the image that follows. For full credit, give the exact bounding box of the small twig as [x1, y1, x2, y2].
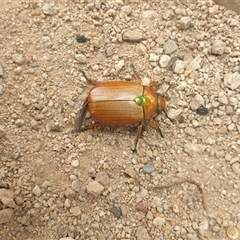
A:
[154, 177, 207, 210]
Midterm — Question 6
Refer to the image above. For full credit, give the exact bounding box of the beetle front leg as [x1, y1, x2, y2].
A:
[131, 64, 143, 84]
[133, 123, 143, 152]
[147, 121, 164, 138]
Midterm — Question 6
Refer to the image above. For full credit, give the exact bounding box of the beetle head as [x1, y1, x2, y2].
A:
[157, 94, 166, 113]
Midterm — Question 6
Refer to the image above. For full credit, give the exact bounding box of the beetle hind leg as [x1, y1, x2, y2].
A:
[147, 121, 164, 138]
[132, 123, 143, 152]
[74, 97, 88, 132]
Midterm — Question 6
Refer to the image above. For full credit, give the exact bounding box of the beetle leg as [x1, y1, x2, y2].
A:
[74, 97, 88, 132]
[131, 64, 142, 84]
[147, 121, 164, 138]
[133, 123, 143, 152]
[80, 69, 98, 85]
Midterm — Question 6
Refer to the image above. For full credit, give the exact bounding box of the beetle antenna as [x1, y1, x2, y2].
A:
[80, 69, 90, 82]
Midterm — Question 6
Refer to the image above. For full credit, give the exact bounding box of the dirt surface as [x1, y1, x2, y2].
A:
[0, 0, 240, 240]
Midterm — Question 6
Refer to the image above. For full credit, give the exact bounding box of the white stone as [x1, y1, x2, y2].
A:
[173, 60, 185, 74]
[159, 55, 171, 68]
[153, 217, 166, 229]
[224, 72, 240, 90]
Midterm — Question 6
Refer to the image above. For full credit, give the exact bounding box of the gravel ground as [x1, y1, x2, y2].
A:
[0, 0, 240, 240]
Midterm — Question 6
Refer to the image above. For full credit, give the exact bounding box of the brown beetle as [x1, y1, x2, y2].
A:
[74, 67, 167, 152]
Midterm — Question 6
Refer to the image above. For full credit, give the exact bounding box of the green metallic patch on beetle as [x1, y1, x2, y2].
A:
[135, 96, 145, 106]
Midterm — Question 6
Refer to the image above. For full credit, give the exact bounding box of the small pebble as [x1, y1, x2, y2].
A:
[12, 54, 25, 65]
[70, 206, 81, 216]
[211, 40, 226, 55]
[95, 171, 110, 186]
[190, 94, 205, 111]
[71, 159, 79, 167]
[163, 40, 178, 54]
[183, 143, 206, 157]
[122, 29, 143, 42]
[196, 106, 209, 115]
[179, 16, 191, 30]
[159, 55, 171, 68]
[143, 161, 155, 174]
[231, 162, 240, 176]
[15, 119, 25, 127]
[136, 201, 148, 212]
[76, 35, 87, 43]
[86, 181, 104, 197]
[75, 54, 87, 63]
[224, 72, 240, 90]
[32, 185, 41, 197]
[153, 217, 166, 229]
[42, 3, 54, 15]
[110, 206, 122, 219]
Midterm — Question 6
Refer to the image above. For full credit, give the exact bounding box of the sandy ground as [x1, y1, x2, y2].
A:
[0, 0, 240, 240]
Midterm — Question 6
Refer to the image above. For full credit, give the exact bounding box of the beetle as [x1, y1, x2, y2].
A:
[74, 67, 168, 152]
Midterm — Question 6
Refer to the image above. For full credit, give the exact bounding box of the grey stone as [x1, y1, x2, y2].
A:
[115, 59, 125, 72]
[0, 189, 16, 208]
[71, 180, 81, 192]
[163, 40, 178, 54]
[122, 29, 143, 42]
[185, 56, 202, 75]
[75, 54, 87, 63]
[179, 17, 191, 30]
[149, 53, 159, 62]
[211, 40, 226, 55]
[95, 171, 110, 186]
[190, 94, 205, 111]
[110, 206, 122, 219]
[143, 161, 155, 174]
[167, 109, 182, 119]
[224, 72, 240, 90]
[42, 3, 54, 15]
[86, 181, 104, 197]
